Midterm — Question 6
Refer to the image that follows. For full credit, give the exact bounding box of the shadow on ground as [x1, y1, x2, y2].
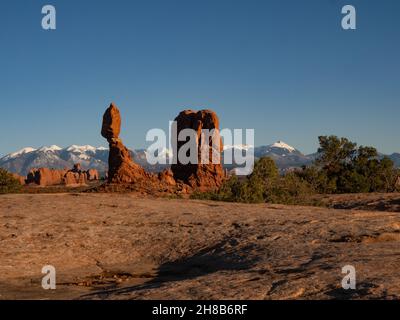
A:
[79, 235, 260, 299]
[332, 197, 400, 212]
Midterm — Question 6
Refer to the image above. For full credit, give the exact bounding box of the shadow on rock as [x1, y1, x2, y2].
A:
[80, 236, 260, 299]
[325, 282, 380, 300]
[332, 197, 400, 212]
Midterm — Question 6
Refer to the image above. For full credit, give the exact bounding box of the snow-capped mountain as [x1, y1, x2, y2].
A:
[254, 141, 301, 156]
[268, 141, 296, 152]
[254, 141, 312, 170]
[1, 147, 37, 161]
[2, 142, 398, 176]
[223, 141, 313, 172]
[0, 145, 110, 176]
[0, 144, 173, 176]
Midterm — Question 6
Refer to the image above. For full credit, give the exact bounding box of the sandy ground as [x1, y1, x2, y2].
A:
[0, 193, 399, 300]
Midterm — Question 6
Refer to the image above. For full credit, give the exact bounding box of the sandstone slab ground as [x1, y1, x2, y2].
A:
[0, 193, 399, 300]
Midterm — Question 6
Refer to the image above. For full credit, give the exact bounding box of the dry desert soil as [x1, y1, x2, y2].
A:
[0, 193, 400, 300]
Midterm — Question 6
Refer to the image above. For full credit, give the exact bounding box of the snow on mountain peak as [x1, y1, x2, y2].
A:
[223, 144, 254, 151]
[2, 147, 37, 160]
[269, 141, 296, 152]
[38, 145, 62, 152]
[65, 145, 98, 153]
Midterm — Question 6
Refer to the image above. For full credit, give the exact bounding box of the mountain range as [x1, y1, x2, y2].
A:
[1, 141, 399, 176]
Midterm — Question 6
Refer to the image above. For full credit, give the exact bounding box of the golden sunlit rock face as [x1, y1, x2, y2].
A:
[101, 103, 149, 184]
[170, 109, 225, 191]
[100, 104, 225, 192]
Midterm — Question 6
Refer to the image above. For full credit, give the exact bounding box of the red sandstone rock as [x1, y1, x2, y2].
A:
[26, 168, 67, 186]
[158, 169, 176, 186]
[86, 169, 99, 181]
[62, 163, 88, 186]
[12, 173, 26, 185]
[171, 109, 225, 191]
[25, 165, 94, 187]
[101, 103, 121, 140]
[99, 104, 224, 192]
[101, 103, 149, 183]
[71, 163, 82, 172]
[63, 171, 87, 186]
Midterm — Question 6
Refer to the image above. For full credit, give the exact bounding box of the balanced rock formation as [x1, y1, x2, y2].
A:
[98, 104, 225, 194]
[171, 109, 225, 191]
[101, 103, 149, 183]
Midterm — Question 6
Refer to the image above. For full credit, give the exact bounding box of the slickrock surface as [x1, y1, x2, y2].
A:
[0, 193, 399, 300]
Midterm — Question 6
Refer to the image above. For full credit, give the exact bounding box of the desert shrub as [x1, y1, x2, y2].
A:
[192, 157, 317, 205]
[191, 176, 241, 202]
[336, 169, 370, 193]
[233, 178, 265, 203]
[191, 174, 265, 203]
[296, 166, 336, 194]
[249, 156, 279, 182]
[240, 157, 279, 203]
[193, 134, 400, 204]
[300, 135, 400, 194]
[363, 157, 399, 192]
[0, 169, 22, 194]
[266, 172, 317, 205]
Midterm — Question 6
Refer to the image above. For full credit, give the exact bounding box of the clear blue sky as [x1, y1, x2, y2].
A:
[1, 0, 399, 156]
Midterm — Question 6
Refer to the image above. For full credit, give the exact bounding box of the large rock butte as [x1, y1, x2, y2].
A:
[101, 103, 149, 183]
[171, 109, 225, 191]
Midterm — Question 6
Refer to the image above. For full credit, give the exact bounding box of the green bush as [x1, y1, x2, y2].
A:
[192, 157, 317, 205]
[296, 165, 336, 194]
[301, 135, 400, 194]
[0, 169, 22, 194]
[266, 172, 317, 205]
[192, 135, 400, 205]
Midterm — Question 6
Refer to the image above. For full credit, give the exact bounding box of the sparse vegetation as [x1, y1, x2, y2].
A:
[192, 135, 400, 205]
[192, 157, 319, 205]
[0, 169, 22, 194]
[298, 136, 400, 194]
